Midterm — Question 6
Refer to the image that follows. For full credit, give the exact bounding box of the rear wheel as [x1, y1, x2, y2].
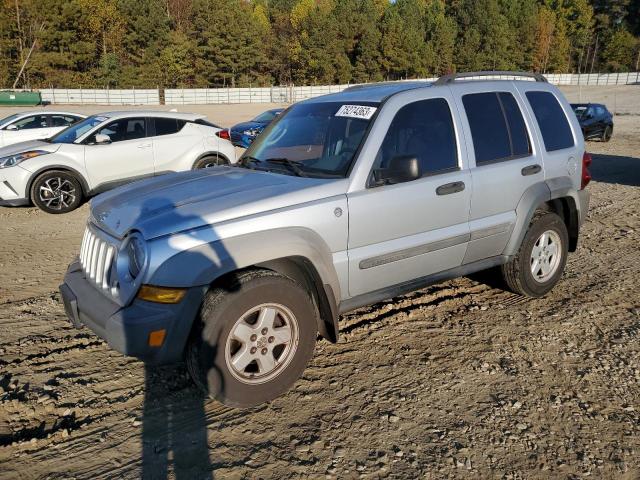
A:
[30, 170, 82, 214]
[193, 155, 227, 169]
[501, 211, 568, 297]
[601, 125, 612, 142]
[186, 269, 318, 408]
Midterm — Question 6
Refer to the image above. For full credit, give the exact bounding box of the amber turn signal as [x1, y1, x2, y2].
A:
[148, 329, 166, 347]
[137, 285, 186, 304]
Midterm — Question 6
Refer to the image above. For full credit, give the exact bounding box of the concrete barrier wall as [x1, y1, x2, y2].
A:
[39, 89, 160, 105]
[36, 73, 639, 105]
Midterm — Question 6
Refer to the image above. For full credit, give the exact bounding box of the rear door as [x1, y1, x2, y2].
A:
[452, 84, 544, 263]
[83, 117, 155, 190]
[149, 117, 200, 173]
[347, 91, 471, 296]
[2, 114, 50, 145]
[44, 114, 83, 138]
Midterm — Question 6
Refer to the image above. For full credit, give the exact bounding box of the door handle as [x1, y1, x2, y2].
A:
[521, 164, 542, 176]
[137, 143, 152, 149]
[436, 181, 465, 196]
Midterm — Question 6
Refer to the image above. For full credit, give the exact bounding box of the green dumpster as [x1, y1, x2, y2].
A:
[0, 90, 42, 106]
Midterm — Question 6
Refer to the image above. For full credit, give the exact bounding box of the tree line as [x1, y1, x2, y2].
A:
[0, 0, 638, 89]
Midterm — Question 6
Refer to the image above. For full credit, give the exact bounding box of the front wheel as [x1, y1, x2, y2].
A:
[501, 212, 568, 297]
[186, 270, 318, 408]
[30, 170, 83, 214]
[601, 125, 612, 142]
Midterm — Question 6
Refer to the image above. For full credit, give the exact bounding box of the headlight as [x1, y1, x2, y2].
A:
[0, 150, 50, 169]
[126, 234, 146, 279]
[242, 128, 262, 137]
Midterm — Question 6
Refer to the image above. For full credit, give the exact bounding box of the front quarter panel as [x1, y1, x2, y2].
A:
[144, 196, 349, 305]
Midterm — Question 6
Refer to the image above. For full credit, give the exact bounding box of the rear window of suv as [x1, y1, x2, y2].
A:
[525, 91, 575, 151]
[462, 92, 531, 165]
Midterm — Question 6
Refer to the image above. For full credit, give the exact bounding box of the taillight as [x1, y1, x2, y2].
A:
[581, 151, 592, 189]
[216, 129, 231, 141]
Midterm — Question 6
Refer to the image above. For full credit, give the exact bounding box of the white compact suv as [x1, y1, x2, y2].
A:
[0, 111, 237, 213]
[0, 111, 86, 147]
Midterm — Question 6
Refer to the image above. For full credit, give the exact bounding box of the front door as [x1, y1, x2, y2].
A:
[1, 114, 50, 146]
[347, 94, 471, 297]
[83, 117, 155, 191]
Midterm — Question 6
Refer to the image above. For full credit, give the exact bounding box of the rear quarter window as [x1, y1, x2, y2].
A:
[525, 91, 575, 152]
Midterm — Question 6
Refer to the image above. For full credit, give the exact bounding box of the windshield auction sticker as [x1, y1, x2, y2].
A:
[335, 105, 377, 120]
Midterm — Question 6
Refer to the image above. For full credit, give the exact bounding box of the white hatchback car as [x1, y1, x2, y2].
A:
[0, 111, 86, 147]
[0, 111, 237, 213]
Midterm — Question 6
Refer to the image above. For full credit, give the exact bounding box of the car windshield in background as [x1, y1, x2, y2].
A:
[241, 102, 377, 178]
[0, 113, 21, 128]
[48, 116, 106, 144]
[571, 104, 589, 119]
[252, 110, 281, 123]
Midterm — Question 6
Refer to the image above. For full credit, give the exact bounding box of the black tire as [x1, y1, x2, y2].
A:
[601, 125, 612, 142]
[192, 154, 227, 169]
[186, 269, 318, 408]
[30, 170, 83, 214]
[501, 211, 568, 297]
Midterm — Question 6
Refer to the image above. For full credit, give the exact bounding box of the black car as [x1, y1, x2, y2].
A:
[571, 103, 613, 142]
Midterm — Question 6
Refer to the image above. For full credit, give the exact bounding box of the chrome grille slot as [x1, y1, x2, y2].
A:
[79, 226, 118, 296]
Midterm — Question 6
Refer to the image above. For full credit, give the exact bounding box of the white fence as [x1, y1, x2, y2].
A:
[39, 88, 160, 105]
[35, 72, 639, 106]
[163, 84, 350, 105]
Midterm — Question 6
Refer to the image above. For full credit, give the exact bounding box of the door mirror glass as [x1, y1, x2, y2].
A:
[94, 133, 112, 145]
[373, 155, 421, 186]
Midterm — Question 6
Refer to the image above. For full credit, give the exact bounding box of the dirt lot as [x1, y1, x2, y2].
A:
[0, 93, 639, 479]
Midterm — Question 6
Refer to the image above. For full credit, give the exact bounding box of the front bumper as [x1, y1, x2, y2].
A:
[0, 165, 30, 206]
[60, 260, 206, 365]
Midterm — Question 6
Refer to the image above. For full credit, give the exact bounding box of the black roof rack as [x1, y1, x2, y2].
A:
[434, 71, 548, 86]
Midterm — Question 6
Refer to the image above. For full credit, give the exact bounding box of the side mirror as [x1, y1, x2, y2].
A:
[94, 133, 111, 145]
[372, 155, 421, 186]
[5, 124, 17, 131]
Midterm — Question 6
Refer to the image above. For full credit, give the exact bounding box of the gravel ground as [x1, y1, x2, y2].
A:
[0, 103, 639, 479]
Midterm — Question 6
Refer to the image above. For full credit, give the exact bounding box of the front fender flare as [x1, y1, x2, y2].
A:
[148, 227, 342, 306]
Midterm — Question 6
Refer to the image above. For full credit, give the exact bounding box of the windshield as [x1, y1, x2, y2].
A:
[571, 105, 589, 119]
[0, 113, 21, 128]
[252, 110, 281, 123]
[49, 116, 106, 144]
[241, 102, 377, 178]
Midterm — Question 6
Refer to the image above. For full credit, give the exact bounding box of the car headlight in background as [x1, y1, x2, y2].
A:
[126, 234, 147, 279]
[242, 128, 263, 137]
[0, 150, 50, 169]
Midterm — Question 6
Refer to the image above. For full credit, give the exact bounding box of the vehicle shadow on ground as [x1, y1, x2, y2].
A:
[590, 153, 640, 187]
[118, 193, 240, 479]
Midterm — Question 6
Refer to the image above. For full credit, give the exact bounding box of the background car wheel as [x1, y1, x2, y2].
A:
[30, 170, 82, 214]
[501, 211, 568, 297]
[193, 155, 227, 169]
[186, 269, 318, 408]
[601, 125, 612, 142]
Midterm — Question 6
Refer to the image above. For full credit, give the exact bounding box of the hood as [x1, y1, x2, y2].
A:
[0, 140, 60, 157]
[91, 167, 346, 240]
[230, 121, 266, 132]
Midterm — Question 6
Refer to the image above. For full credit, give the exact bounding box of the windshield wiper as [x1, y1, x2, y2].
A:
[263, 157, 308, 177]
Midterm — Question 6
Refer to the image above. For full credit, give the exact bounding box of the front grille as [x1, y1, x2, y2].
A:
[79, 226, 117, 295]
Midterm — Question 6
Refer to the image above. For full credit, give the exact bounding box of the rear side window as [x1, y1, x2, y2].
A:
[462, 92, 531, 165]
[154, 118, 186, 136]
[525, 91, 574, 151]
[376, 98, 458, 176]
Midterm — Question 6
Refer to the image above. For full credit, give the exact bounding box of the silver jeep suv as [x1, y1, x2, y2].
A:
[60, 72, 591, 408]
